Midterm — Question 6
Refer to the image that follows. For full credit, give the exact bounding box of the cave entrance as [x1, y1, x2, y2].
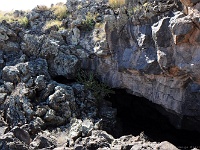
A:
[53, 75, 76, 84]
[105, 89, 200, 148]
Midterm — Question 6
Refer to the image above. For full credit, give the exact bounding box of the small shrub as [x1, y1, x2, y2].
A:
[0, 12, 14, 23]
[81, 12, 95, 31]
[0, 12, 29, 28]
[44, 20, 62, 30]
[77, 5, 83, 10]
[18, 17, 29, 27]
[132, 4, 142, 13]
[76, 70, 115, 101]
[109, 0, 125, 8]
[51, 4, 68, 20]
[35, 5, 49, 11]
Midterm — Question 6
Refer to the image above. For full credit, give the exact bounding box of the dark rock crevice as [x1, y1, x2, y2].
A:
[52, 75, 76, 85]
[106, 89, 200, 148]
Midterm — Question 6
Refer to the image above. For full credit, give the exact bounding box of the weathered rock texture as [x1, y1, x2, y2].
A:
[80, 0, 200, 131]
[0, 0, 199, 149]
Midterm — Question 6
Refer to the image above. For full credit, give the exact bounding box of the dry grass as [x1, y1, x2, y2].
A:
[51, 4, 67, 20]
[108, 0, 126, 8]
[0, 11, 29, 27]
[35, 5, 49, 11]
[44, 20, 62, 30]
[17, 16, 29, 27]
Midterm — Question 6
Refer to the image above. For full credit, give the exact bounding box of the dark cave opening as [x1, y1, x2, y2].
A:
[53, 75, 76, 84]
[105, 89, 200, 149]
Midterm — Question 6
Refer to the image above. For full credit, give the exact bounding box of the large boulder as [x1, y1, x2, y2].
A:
[21, 31, 80, 78]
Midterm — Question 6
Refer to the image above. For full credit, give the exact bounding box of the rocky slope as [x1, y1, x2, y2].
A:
[0, 0, 199, 149]
[84, 0, 200, 131]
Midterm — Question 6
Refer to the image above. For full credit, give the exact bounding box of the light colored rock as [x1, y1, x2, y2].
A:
[68, 118, 82, 139]
[2, 66, 20, 83]
[44, 109, 56, 122]
[71, 27, 80, 45]
[34, 75, 47, 91]
[156, 141, 179, 150]
[82, 119, 94, 136]
[0, 93, 7, 104]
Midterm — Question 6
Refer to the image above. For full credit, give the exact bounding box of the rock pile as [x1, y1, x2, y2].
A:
[0, 0, 199, 149]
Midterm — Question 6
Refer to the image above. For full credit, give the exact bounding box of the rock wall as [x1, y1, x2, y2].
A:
[81, 0, 200, 130]
[0, 0, 199, 148]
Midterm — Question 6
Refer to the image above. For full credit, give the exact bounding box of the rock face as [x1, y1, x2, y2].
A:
[0, 0, 199, 149]
[81, 0, 200, 131]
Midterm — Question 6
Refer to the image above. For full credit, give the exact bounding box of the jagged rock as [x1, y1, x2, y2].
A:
[71, 15, 83, 28]
[169, 15, 195, 44]
[51, 52, 79, 78]
[2, 66, 20, 83]
[0, 0, 198, 149]
[35, 106, 47, 117]
[75, 130, 114, 149]
[47, 84, 75, 121]
[156, 141, 179, 150]
[71, 27, 80, 45]
[83, 0, 200, 132]
[0, 131, 29, 150]
[0, 51, 4, 69]
[0, 120, 8, 136]
[29, 117, 45, 134]
[82, 119, 94, 136]
[180, 0, 200, 6]
[27, 58, 50, 79]
[21, 33, 79, 78]
[43, 108, 65, 126]
[44, 109, 56, 122]
[29, 131, 56, 149]
[34, 75, 47, 91]
[12, 126, 31, 145]
[99, 105, 117, 133]
[0, 93, 7, 104]
[28, 12, 40, 21]
[0, 25, 12, 41]
[5, 83, 34, 127]
[152, 17, 171, 48]
[1, 81, 14, 93]
[68, 118, 82, 140]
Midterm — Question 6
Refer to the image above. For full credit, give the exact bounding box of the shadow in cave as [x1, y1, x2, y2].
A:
[105, 89, 200, 148]
[53, 75, 76, 84]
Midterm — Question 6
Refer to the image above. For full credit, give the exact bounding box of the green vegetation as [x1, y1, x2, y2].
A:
[51, 4, 68, 20]
[128, 2, 151, 16]
[76, 70, 115, 100]
[108, 0, 125, 8]
[81, 12, 95, 31]
[18, 16, 29, 27]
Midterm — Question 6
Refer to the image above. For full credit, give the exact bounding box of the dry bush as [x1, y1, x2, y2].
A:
[0, 11, 29, 27]
[109, 0, 126, 8]
[35, 5, 49, 11]
[51, 4, 68, 20]
[17, 16, 29, 27]
[0, 12, 14, 23]
[44, 20, 62, 30]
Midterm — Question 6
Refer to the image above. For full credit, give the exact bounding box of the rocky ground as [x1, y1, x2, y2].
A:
[0, 0, 199, 149]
